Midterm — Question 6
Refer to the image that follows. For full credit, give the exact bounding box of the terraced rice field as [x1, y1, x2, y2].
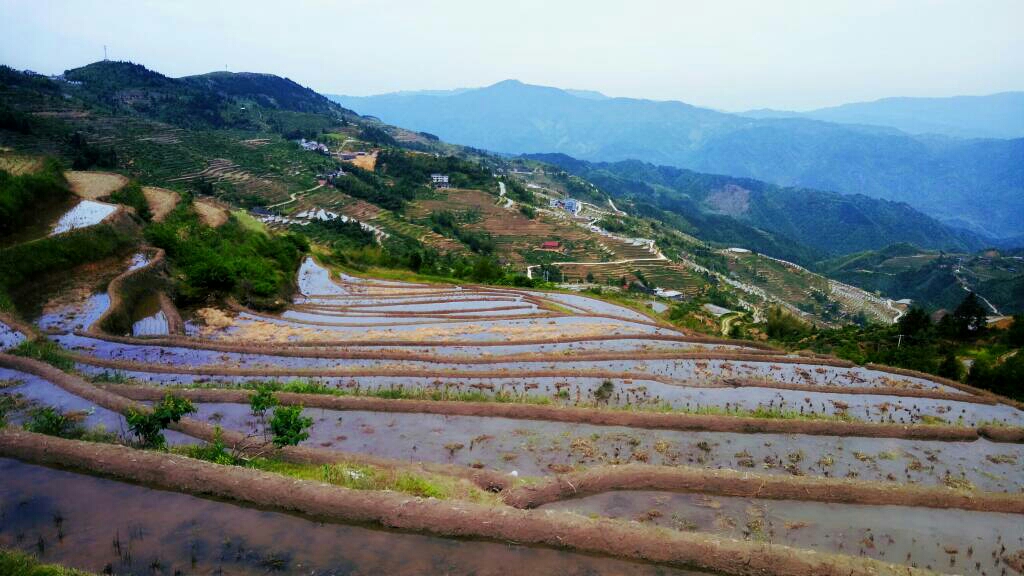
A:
[411, 189, 605, 263]
[3, 256, 1023, 576]
[0, 153, 43, 175]
[141, 186, 179, 221]
[64, 170, 128, 200]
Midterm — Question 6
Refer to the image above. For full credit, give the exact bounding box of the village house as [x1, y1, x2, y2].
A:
[549, 197, 581, 216]
[431, 173, 450, 189]
[298, 138, 330, 155]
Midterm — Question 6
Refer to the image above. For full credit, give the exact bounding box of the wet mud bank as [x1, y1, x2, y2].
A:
[502, 464, 1024, 514]
[90, 247, 176, 336]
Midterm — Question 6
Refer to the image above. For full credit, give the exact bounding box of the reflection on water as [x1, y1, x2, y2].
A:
[50, 200, 117, 235]
[130, 293, 168, 337]
[0, 459, 707, 576]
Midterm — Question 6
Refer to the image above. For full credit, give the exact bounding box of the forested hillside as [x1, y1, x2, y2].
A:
[526, 154, 983, 261]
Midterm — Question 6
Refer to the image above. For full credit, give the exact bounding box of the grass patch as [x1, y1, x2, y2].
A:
[164, 379, 553, 405]
[107, 181, 151, 220]
[175, 442, 495, 503]
[0, 548, 95, 575]
[10, 339, 73, 370]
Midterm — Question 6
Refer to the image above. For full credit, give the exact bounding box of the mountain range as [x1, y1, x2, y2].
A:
[526, 153, 986, 262]
[742, 92, 1024, 139]
[330, 81, 1024, 239]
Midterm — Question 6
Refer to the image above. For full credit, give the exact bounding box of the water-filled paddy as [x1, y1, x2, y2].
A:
[0, 459, 708, 576]
[0, 320, 26, 350]
[188, 403, 1024, 492]
[71, 357, 1024, 426]
[50, 199, 117, 234]
[541, 491, 1024, 576]
[129, 293, 169, 337]
[0, 367, 194, 446]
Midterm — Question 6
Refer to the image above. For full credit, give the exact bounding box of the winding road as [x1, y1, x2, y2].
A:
[266, 182, 324, 209]
[498, 181, 513, 209]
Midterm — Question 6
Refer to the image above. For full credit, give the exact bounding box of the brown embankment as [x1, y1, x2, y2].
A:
[977, 425, 1024, 443]
[100, 383, 997, 443]
[0, 310, 41, 342]
[0, 353, 509, 490]
[75, 330, 778, 351]
[0, 430, 940, 576]
[67, 355, 689, 385]
[158, 291, 184, 335]
[89, 247, 170, 335]
[342, 297, 523, 308]
[724, 377, 995, 405]
[502, 464, 1024, 514]
[866, 363, 1024, 411]
[62, 337, 801, 365]
[238, 308, 561, 325]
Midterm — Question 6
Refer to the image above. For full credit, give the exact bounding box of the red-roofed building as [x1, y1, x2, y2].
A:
[541, 241, 561, 249]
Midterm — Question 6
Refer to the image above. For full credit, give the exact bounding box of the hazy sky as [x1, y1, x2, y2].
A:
[2, 0, 1022, 111]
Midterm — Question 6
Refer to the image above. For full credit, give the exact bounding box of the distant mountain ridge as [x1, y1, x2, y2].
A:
[331, 80, 1024, 239]
[60, 61, 356, 129]
[742, 92, 1024, 139]
[526, 153, 987, 261]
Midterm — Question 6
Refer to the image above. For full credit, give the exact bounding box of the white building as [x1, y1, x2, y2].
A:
[431, 173, 450, 188]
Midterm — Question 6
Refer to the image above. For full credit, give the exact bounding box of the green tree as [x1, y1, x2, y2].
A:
[1006, 314, 1024, 347]
[936, 350, 962, 380]
[250, 385, 279, 440]
[765, 306, 811, 341]
[125, 395, 195, 448]
[952, 292, 988, 338]
[269, 405, 313, 447]
[897, 307, 931, 337]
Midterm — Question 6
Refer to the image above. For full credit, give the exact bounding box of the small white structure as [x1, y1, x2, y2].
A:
[654, 288, 684, 300]
[702, 303, 734, 317]
[430, 173, 450, 188]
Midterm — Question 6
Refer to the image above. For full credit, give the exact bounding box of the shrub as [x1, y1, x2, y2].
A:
[269, 404, 313, 447]
[25, 407, 82, 438]
[0, 548, 93, 575]
[0, 158, 69, 234]
[250, 386, 278, 440]
[594, 379, 615, 403]
[125, 394, 195, 448]
[765, 306, 811, 341]
[107, 181, 152, 220]
[185, 426, 237, 465]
